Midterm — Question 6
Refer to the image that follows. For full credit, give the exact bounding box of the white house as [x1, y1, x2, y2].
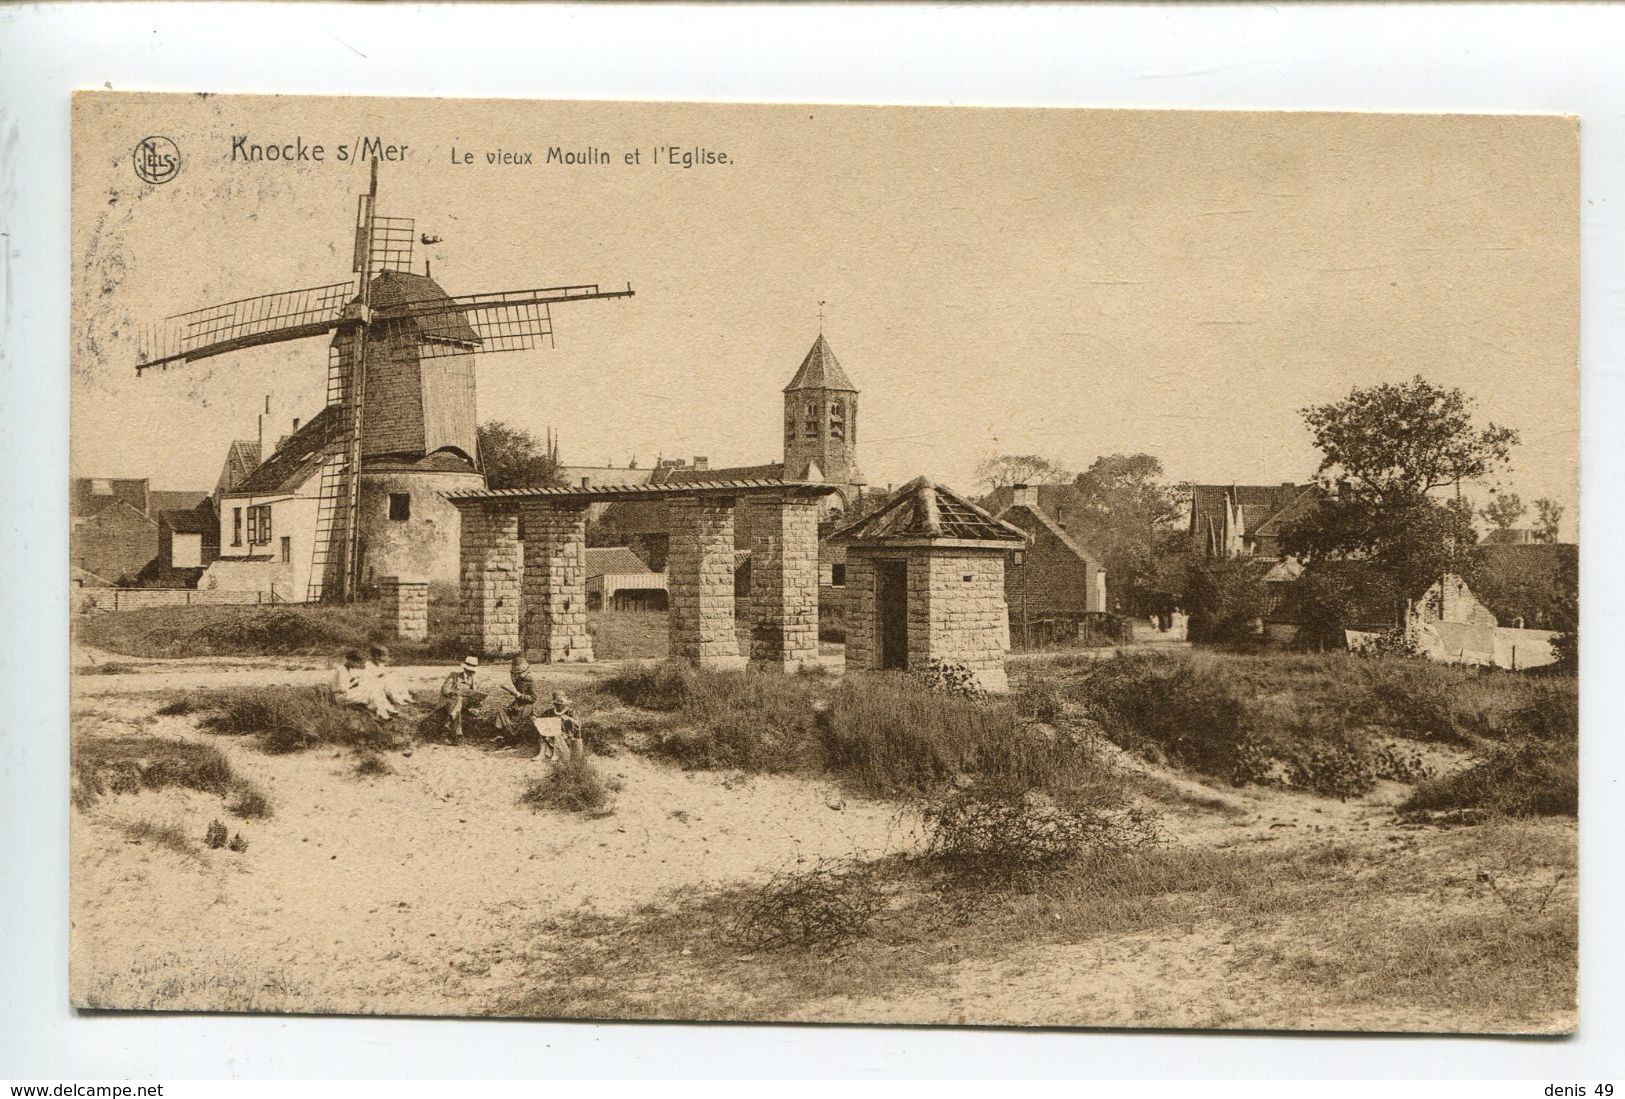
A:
[203, 410, 335, 602]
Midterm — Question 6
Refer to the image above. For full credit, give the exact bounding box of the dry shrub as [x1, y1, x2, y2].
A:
[924, 786, 1162, 899]
[179, 685, 402, 754]
[1403, 738, 1577, 818]
[122, 819, 196, 856]
[727, 856, 892, 952]
[224, 784, 272, 819]
[353, 752, 394, 778]
[521, 754, 622, 815]
[204, 819, 228, 849]
[72, 735, 270, 815]
[602, 661, 698, 712]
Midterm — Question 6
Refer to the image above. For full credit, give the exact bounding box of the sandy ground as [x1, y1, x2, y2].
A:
[69, 654, 1572, 1031]
[71, 690, 916, 1016]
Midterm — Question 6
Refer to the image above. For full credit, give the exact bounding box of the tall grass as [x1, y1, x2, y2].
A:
[76, 602, 461, 661]
[601, 661, 1128, 804]
[1049, 651, 1578, 806]
[71, 734, 270, 818]
[520, 754, 622, 815]
[169, 685, 403, 754]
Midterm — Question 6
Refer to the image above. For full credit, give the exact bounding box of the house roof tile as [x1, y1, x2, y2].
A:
[229, 406, 337, 496]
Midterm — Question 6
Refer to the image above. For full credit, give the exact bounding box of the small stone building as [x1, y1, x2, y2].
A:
[831, 477, 1026, 693]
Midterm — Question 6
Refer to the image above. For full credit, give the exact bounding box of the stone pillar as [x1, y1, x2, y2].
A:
[842, 551, 876, 672]
[456, 504, 521, 656]
[378, 575, 429, 642]
[668, 496, 745, 669]
[746, 495, 822, 670]
[520, 502, 593, 663]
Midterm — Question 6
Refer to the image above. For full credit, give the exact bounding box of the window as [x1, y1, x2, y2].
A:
[232, 507, 243, 546]
[804, 399, 819, 437]
[280, 536, 291, 564]
[830, 399, 846, 441]
[388, 492, 411, 521]
[831, 563, 846, 587]
[246, 504, 272, 545]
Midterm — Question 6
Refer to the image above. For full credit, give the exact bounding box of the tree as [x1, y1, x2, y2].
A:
[1480, 491, 1526, 532]
[1533, 497, 1565, 544]
[972, 453, 1072, 492]
[1183, 557, 1269, 643]
[1301, 374, 1518, 503]
[1281, 377, 1517, 628]
[477, 421, 564, 490]
[1068, 453, 1187, 614]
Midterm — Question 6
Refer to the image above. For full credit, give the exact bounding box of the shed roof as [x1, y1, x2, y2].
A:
[446, 479, 839, 506]
[160, 505, 216, 534]
[583, 546, 653, 578]
[783, 334, 857, 393]
[831, 477, 1026, 544]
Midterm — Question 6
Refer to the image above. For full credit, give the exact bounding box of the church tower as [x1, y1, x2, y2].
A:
[783, 333, 864, 504]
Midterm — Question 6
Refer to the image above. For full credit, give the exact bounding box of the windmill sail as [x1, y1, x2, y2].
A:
[136, 280, 359, 372]
[391, 283, 635, 359]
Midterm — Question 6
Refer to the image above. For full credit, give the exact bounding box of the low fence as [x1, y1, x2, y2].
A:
[72, 587, 288, 614]
[1012, 611, 1132, 652]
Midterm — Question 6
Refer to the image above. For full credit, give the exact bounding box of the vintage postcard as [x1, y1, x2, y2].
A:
[70, 93, 1578, 1032]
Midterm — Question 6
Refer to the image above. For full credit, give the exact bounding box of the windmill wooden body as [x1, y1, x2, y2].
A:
[137, 163, 632, 601]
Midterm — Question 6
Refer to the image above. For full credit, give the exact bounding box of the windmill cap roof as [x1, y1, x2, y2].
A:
[783, 333, 858, 393]
[831, 476, 1027, 544]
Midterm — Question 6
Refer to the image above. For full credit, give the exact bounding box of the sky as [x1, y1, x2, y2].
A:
[72, 96, 1578, 533]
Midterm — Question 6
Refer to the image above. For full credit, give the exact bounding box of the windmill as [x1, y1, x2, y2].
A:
[136, 161, 633, 602]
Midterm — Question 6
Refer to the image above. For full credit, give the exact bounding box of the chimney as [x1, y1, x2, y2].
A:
[257, 396, 271, 456]
[1011, 483, 1039, 509]
[693, 456, 709, 472]
[292, 417, 301, 434]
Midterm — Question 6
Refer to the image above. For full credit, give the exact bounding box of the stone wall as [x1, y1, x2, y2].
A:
[378, 575, 429, 641]
[521, 502, 593, 663]
[842, 545, 1011, 692]
[745, 496, 821, 669]
[457, 506, 521, 656]
[915, 550, 1011, 691]
[667, 498, 745, 668]
[358, 467, 484, 588]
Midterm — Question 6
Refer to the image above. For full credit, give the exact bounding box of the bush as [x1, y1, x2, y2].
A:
[1082, 654, 1249, 778]
[603, 664, 1129, 805]
[353, 752, 394, 778]
[726, 856, 891, 952]
[924, 787, 1162, 893]
[520, 754, 622, 815]
[71, 735, 270, 816]
[914, 658, 989, 701]
[1403, 738, 1577, 818]
[205, 819, 228, 849]
[225, 784, 273, 819]
[601, 662, 698, 712]
[1184, 558, 1269, 642]
[174, 686, 403, 754]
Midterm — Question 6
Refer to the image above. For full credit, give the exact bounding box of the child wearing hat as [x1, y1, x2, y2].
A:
[439, 655, 485, 741]
[533, 689, 582, 760]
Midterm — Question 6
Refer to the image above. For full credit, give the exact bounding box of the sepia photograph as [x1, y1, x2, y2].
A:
[67, 92, 1579, 1034]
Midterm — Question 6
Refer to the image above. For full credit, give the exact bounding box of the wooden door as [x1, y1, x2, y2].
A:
[875, 559, 910, 670]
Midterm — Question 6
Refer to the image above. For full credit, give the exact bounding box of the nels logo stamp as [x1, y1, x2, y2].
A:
[132, 135, 181, 185]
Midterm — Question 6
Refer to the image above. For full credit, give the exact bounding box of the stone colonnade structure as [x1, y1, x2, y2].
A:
[447, 481, 835, 669]
[377, 575, 430, 641]
[831, 477, 1027, 693]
